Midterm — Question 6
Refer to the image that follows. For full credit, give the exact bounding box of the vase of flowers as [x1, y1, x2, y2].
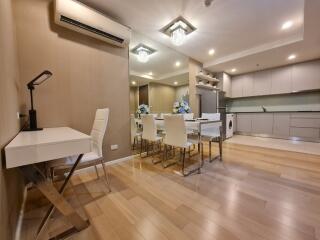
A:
[173, 100, 191, 114]
[136, 104, 150, 118]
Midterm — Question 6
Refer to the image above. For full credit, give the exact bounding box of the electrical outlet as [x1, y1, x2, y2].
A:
[110, 144, 118, 151]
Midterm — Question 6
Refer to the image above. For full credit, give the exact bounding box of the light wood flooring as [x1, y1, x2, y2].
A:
[21, 142, 320, 240]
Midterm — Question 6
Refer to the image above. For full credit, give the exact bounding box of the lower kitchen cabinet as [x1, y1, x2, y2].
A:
[273, 113, 290, 137]
[235, 112, 320, 141]
[251, 113, 273, 134]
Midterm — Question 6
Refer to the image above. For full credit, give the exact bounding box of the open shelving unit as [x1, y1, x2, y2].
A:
[195, 72, 220, 91]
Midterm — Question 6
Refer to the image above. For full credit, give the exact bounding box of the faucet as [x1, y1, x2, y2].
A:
[261, 106, 267, 112]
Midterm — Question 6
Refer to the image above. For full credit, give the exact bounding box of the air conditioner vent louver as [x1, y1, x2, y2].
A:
[60, 15, 124, 44]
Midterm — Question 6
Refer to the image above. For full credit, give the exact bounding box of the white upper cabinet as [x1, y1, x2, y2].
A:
[231, 76, 243, 98]
[242, 74, 254, 97]
[271, 66, 292, 94]
[253, 70, 272, 96]
[292, 60, 320, 92]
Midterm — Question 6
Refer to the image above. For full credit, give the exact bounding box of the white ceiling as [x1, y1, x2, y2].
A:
[130, 72, 189, 87]
[82, 0, 320, 75]
[129, 31, 188, 79]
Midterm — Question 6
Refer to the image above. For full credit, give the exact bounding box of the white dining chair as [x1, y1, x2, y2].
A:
[201, 113, 223, 163]
[131, 115, 142, 150]
[47, 108, 111, 191]
[141, 115, 163, 164]
[163, 115, 203, 176]
[159, 113, 171, 119]
[183, 113, 194, 120]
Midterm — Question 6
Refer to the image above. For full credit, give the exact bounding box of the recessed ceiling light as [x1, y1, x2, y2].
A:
[148, 72, 153, 75]
[132, 81, 136, 85]
[208, 49, 215, 55]
[288, 54, 296, 60]
[175, 61, 181, 67]
[231, 68, 237, 72]
[174, 81, 178, 85]
[282, 21, 293, 30]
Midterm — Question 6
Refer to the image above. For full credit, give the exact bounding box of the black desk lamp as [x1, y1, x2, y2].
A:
[24, 70, 52, 131]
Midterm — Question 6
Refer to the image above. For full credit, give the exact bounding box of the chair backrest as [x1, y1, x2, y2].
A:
[90, 108, 109, 158]
[202, 113, 220, 121]
[131, 115, 138, 143]
[183, 113, 194, 120]
[160, 113, 171, 119]
[164, 115, 187, 148]
[141, 115, 157, 141]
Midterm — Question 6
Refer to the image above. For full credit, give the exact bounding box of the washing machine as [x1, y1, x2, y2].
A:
[226, 114, 234, 138]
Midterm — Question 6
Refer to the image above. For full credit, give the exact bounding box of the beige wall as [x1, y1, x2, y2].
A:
[189, 59, 202, 118]
[13, 0, 131, 161]
[0, 0, 25, 239]
[149, 83, 176, 114]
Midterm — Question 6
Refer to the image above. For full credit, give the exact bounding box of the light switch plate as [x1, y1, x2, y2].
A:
[111, 145, 118, 151]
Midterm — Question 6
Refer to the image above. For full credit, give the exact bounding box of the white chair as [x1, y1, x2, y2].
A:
[48, 108, 111, 191]
[131, 115, 141, 150]
[201, 113, 223, 162]
[163, 115, 203, 176]
[159, 113, 171, 119]
[141, 115, 163, 164]
[183, 113, 194, 120]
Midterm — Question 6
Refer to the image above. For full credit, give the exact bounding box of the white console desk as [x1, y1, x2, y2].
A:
[5, 127, 92, 239]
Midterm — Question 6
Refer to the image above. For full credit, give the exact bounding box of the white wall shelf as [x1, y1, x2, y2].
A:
[196, 74, 220, 84]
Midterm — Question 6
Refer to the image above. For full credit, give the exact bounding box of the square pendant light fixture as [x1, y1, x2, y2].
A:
[131, 43, 156, 63]
[160, 16, 196, 46]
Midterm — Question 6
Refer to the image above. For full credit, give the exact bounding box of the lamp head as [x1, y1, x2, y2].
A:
[27, 70, 52, 90]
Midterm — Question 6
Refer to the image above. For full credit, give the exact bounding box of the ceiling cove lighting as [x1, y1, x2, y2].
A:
[148, 72, 153, 76]
[175, 61, 181, 67]
[208, 49, 215, 55]
[131, 43, 156, 63]
[288, 54, 296, 60]
[282, 21, 293, 30]
[160, 16, 196, 46]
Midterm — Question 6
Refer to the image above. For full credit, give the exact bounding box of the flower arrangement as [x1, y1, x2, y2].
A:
[136, 104, 150, 115]
[173, 100, 191, 114]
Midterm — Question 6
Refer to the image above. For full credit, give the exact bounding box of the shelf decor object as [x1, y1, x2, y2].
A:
[24, 70, 52, 131]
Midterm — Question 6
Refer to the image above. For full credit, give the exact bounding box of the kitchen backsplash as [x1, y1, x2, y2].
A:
[227, 91, 320, 112]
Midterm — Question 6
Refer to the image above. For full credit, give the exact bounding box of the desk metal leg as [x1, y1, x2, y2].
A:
[21, 154, 89, 239]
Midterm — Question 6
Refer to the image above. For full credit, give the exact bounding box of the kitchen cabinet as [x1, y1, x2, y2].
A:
[234, 112, 320, 141]
[230, 59, 320, 98]
[292, 60, 320, 92]
[290, 127, 320, 139]
[231, 76, 243, 98]
[273, 113, 290, 137]
[242, 74, 254, 97]
[251, 113, 273, 134]
[236, 113, 252, 132]
[253, 70, 272, 96]
[271, 66, 292, 94]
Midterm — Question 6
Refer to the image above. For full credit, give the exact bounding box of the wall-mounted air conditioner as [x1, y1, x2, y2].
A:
[54, 0, 131, 47]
